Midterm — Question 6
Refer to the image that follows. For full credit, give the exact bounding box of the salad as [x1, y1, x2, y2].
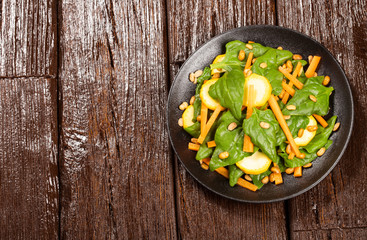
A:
[178, 40, 340, 191]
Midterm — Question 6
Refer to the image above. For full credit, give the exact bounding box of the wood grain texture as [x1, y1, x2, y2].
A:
[167, 1, 288, 239]
[277, 0, 367, 236]
[0, 0, 57, 77]
[0, 78, 58, 239]
[58, 0, 176, 238]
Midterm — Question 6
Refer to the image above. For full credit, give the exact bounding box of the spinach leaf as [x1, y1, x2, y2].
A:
[292, 59, 308, 67]
[209, 111, 251, 171]
[304, 116, 337, 153]
[282, 77, 334, 116]
[251, 48, 293, 95]
[228, 165, 244, 187]
[279, 140, 333, 168]
[249, 169, 271, 189]
[243, 108, 281, 161]
[208, 67, 245, 120]
[210, 41, 270, 71]
[193, 67, 212, 119]
[184, 122, 200, 138]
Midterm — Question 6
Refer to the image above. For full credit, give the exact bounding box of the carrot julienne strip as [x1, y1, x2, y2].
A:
[245, 52, 254, 70]
[294, 166, 302, 177]
[282, 81, 295, 96]
[243, 84, 255, 152]
[268, 95, 301, 158]
[200, 102, 208, 133]
[282, 62, 302, 104]
[305, 56, 321, 78]
[278, 66, 304, 90]
[207, 140, 216, 148]
[197, 105, 224, 144]
[188, 142, 200, 151]
[201, 158, 258, 191]
[313, 114, 329, 128]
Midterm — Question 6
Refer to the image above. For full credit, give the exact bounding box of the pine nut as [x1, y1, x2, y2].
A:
[244, 175, 252, 181]
[260, 62, 267, 68]
[179, 102, 188, 110]
[271, 167, 280, 174]
[285, 168, 294, 174]
[282, 63, 286, 68]
[333, 122, 340, 131]
[317, 147, 326, 156]
[201, 163, 209, 170]
[286, 67, 293, 73]
[298, 128, 304, 138]
[261, 176, 269, 184]
[246, 69, 252, 77]
[252, 58, 257, 64]
[260, 121, 270, 129]
[303, 163, 312, 168]
[227, 122, 237, 131]
[323, 76, 330, 85]
[277, 46, 283, 50]
[286, 60, 293, 69]
[199, 159, 203, 164]
[191, 138, 198, 144]
[298, 153, 306, 159]
[244, 69, 250, 75]
[197, 115, 201, 122]
[284, 115, 291, 120]
[273, 162, 279, 168]
[293, 54, 303, 60]
[189, 73, 195, 82]
[309, 95, 317, 102]
[286, 105, 296, 110]
[219, 151, 229, 159]
[269, 173, 275, 182]
[307, 125, 318, 132]
[313, 72, 318, 77]
[212, 73, 220, 79]
[286, 144, 291, 154]
[308, 55, 313, 63]
[238, 50, 246, 61]
[194, 70, 203, 78]
[190, 96, 195, 105]
[178, 118, 183, 127]
[246, 44, 253, 49]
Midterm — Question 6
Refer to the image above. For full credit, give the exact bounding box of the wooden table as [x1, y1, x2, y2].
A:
[0, 0, 366, 239]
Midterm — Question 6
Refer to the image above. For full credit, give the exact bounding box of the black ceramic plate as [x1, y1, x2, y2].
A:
[167, 25, 354, 203]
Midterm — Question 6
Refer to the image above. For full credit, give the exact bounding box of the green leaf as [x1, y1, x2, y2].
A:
[249, 169, 271, 189]
[228, 165, 244, 187]
[251, 48, 293, 95]
[193, 67, 212, 119]
[243, 108, 282, 161]
[184, 122, 200, 138]
[304, 116, 337, 153]
[279, 140, 333, 168]
[282, 77, 334, 116]
[209, 111, 251, 170]
[208, 67, 245, 120]
[210, 41, 270, 71]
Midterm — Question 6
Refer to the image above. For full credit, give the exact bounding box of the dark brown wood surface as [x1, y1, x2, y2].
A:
[0, 0, 366, 239]
[0, 0, 57, 77]
[0, 78, 58, 238]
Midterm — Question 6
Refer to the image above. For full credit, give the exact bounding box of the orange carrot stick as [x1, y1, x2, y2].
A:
[282, 81, 295, 96]
[243, 85, 255, 152]
[207, 140, 216, 148]
[282, 62, 302, 104]
[188, 142, 200, 151]
[197, 105, 224, 144]
[279, 66, 304, 90]
[268, 95, 301, 157]
[313, 114, 329, 128]
[294, 166, 302, 177]
[201, 158, 258, 191]
[200, 103, 208, 133]
[305, 56, 321, 78]
[245, 52, 254, 70]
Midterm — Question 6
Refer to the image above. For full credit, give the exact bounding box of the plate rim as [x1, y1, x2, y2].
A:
[166, 25, 354, 203]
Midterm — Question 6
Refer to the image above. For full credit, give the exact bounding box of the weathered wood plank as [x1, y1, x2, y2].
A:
[277, 0, 367, 236]
[0, 78, 58, 239]
[167, 1, 288, 239]
[0, 0, 57, 77]
[59, 0, 176, 238]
